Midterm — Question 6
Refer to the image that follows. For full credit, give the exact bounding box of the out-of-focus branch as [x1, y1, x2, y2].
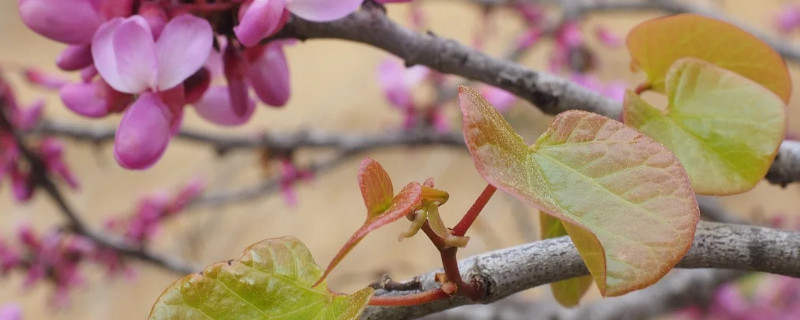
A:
[277, 6, 800, 186]
[467, 0, 800, 61]
[31, 120, 466, 154]
[422, 269, 741, 320]
[0, 102, 197, 275]
[279, 5, 622, 118]
[361, 221, 800, 320]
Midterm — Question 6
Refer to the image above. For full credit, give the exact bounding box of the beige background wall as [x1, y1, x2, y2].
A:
[1, 1, 799, 319]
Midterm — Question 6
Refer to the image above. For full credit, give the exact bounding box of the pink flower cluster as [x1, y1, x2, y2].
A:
[105, 178, 205, 245]
[0, 304, 21, 320]
[1, 75, 77, 202]
[675, 275, 800, 320]
[18, 0, 368, 170]
[0, 179, 203, 306]
[0, 226, 95, 306]
[776, 4, 800, 34]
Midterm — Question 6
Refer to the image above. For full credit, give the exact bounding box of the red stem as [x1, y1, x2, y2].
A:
[452, 184, 497, 236]
[368, 288, 449, 306]
[634, 82, 652, 95]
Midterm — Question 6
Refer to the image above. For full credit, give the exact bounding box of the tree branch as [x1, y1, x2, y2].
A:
[31, 120, 466, 154]
[0, 102, 197, 275]
[465, 0, 800, 62]
[361, 221, 800, 320]
[422, 269, 741, 320]
[274, 6, 800, 186]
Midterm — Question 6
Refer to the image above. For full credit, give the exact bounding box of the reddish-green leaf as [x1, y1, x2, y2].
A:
[149, 237, 373, 320]
[459, 86, 699, 296]
[359, 158, 394, 216]
[316, 160, 422, 285]
[627, 13, 791, 102]
[540, 212, 592, 307]
[624, 58, 787, 194]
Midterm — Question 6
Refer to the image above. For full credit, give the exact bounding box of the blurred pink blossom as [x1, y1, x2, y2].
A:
[235, 0, 363, 46]
[0, 304, 21, 320]
[776, 4, 800, 34]
[594, 26, 622, 48]
[479, 85, 517, 113]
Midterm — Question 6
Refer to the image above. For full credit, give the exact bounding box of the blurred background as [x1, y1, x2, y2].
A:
[1, 0, 799, 319]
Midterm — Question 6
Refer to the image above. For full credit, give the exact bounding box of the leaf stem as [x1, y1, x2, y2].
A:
[368, 288, 449, 306]
[452, 184, 497, 236]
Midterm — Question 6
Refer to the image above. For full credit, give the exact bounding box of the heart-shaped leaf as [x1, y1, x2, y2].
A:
[317, 158, 422, 285]
[627, 13, 791, 102]
[623, 58, 787, 194]
[540, 212, 592, 307]
[149, 237, 373, 320]
[459, 86, 699, 296]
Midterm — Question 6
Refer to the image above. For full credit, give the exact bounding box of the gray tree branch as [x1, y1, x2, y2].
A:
[275, 6, 800, 186]
[362, 221, 800, 320]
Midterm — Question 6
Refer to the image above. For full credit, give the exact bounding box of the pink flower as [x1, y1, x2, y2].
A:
[194, 86, 255, 126]
[19, 0, 133, 73]
[91, 14, 212, 169]
[23, 69, 68, 90]
[569, 73, 626, 102]
[244, 41, 293, 107]
[377, 59, 429, 110]
[279, 159, 312, 207]
[39, 138, 79, 189]
[0, 241, 21, 274]
[479, 85, 517, 113]
[235, 0, 363, 46]
[776, 4, 800, 34]
[18, 0, 107, 45]
[203, 39, 291, 124]
[375, 0, 414, 3]
[59, 79, 133, 118]
[0, 304, 21, 320]
[594, 26, 622, 48]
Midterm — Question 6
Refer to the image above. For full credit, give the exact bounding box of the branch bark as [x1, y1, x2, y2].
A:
[276, 7, 800, 186]
[361, 221, 800, 320]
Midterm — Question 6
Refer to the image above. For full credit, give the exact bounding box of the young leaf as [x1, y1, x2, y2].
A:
[316, 159, 422, 285]
[359, 158, 394, 216]
[624, 58, 787, 194]
[149, 237, 373, 320]
[539, 212, 592, 307]
[627, 13, 791, 102]
[459, 86, 699, 296]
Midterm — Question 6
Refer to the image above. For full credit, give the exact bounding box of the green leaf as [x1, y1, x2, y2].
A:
[149, 237, 374, 320]
[539, 212, 592, 307]
[623, 58, 787, 194]
[317, 159, 422, 285]
[459, 86, 699, 296]
[627, 13, 791, 103]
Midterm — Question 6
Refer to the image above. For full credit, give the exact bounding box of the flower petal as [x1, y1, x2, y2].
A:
[92, 18, 128, 91]
[56, 45, 93, 71]
[247, 44, 291, 106]
[286, 0, 361, 22]
[234, 0, 287, 47]
[114, 93, 173, 169]
[59, 82, 112, 118]
[18, 0, 104, 44]
[193, 86, 255, 126]
[155, 15, 213, 90]
[223, 43, 251, 115]
[112, 16, 158, 92]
